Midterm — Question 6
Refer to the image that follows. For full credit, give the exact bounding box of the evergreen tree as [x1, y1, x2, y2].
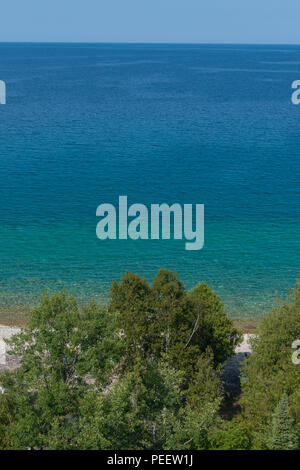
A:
[266, 392, 297, 450]
[187, 282, 242, 365]
[110, 269, 241, 381]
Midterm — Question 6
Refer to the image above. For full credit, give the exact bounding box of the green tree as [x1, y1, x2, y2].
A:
[187, 282, 242, 364]
[76, 349, 224, 450]
[76, 358, 185, 450]
[241, 283, 300, 448]
[209, 418, 252, 450]
[110, 269, 240, 381]
[164, 400, 221, 450]
[0, 271, 243, 450]
[185, 349, 222, 410]
[3, 290, 121, 449]
[266, 392, 297, 450]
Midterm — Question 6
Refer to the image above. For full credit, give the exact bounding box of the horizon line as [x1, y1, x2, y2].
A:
[0, 41, 300, 46]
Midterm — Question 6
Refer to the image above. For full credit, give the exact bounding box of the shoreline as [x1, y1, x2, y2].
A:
[0, 325, 254, 383]
[0, 304, 262, 333]
[0, 317, 261, 333]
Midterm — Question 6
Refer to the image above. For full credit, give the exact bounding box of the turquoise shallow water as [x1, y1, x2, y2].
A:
[0, 43, 299, 318]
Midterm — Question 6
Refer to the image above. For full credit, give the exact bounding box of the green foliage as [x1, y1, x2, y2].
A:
[185, 349, 222, 410]
[0, 271, 243, 450]
[110, 270, 192, 366]
[0, 273, 232, 450]
[187, 282, 242, 364]
[76, 351, 224, 450]
[2, 290, 122, 449]
[3, 270, 298, 450]
[0, 391, 15, 449]
[110, 269, 241, 380]
[77, 359, 185, 450]
[165, 400, 221, 450]
[265, 392, 297, 450]
[209, 418, 252, 450]
[241, 282, 300, 448]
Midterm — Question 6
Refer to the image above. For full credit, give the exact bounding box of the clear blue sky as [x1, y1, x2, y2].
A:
[1, 0, 300, 44]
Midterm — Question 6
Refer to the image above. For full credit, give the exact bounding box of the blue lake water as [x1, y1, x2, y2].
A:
[0, 43, 299, 318]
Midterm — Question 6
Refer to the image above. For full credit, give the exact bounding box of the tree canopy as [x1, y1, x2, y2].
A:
[0, 271, 299, 450]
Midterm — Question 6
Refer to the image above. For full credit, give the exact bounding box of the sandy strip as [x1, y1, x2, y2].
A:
[235, 333, 254, 354]
[0, 326, 254, 387]
[0, 326, 21, 372]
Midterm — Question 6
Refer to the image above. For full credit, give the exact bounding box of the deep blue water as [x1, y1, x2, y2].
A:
[0, 43, 299, 318]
